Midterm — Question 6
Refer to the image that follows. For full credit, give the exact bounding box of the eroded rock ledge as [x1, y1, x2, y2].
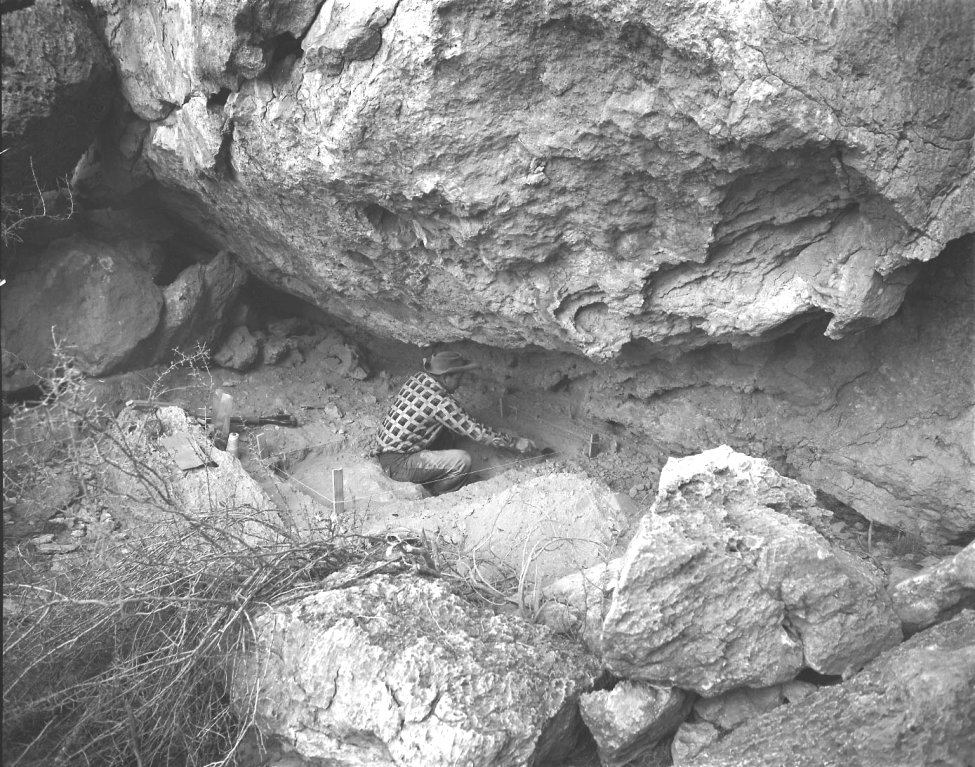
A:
[83, 0, 974, 357]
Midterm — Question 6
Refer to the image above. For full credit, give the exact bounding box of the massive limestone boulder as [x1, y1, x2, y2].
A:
[681, 611, 975, 767]
[1, 235, 164, 384]
[90, 0, 973, 357]
[601, 447, 902, 696]
[230, 574, 602, 767]
[1, 0, 115, 195]
[1, 231, 249, 389]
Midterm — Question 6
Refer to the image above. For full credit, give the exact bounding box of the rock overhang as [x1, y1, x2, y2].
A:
[80, 0, 973, 359]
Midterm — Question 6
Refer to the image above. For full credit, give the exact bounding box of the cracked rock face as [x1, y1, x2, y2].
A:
[90, 0, 974, 358]
[230, 575, 601, 767]
[601, 447, 903, 696]
[1, 0, 115, 194]
[681, 610, 975, 767]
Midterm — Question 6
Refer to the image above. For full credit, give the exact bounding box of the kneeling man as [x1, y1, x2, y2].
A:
[375, 351, 535, 495]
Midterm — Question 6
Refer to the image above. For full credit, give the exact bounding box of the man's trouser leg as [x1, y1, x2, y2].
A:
[379, 449, 472, 495]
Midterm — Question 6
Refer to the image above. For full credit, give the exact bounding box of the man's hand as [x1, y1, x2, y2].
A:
[514, 437, 537, 454]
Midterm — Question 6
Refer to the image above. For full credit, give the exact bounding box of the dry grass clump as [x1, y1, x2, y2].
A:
[0, 155, 75, 247]
[4, 522, 349, 766]
[1, 346, 356, 766]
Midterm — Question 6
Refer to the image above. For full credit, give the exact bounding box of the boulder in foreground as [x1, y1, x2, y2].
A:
[231, 574, 602, 767]
[602, 446, 902, 695]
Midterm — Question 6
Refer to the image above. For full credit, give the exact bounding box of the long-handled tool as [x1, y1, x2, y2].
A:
[126, 399, 299, 428]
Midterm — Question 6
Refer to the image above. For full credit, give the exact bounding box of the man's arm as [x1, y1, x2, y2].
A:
[436, 394, 528, 450]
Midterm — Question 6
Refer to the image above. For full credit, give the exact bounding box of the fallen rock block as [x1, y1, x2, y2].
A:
[889, 540, 975, 632]
[103, 406, 279, 547]
[537, 557, 624, 654]
[681, 610, 975, 767]
[231, 574, 602, 767]
[579, 681, 694, 767]
[602, 446, 902, 696]
[2, 235, 164, 382]
[152, 250, 247, 360]
[213, 325, 260, 371]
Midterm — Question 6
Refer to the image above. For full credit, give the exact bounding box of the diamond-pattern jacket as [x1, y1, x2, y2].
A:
[375, 372, 515, 454]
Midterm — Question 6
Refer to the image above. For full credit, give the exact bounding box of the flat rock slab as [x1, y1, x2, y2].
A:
[356, 469, 630, 594]
[231, 574, 602, 767]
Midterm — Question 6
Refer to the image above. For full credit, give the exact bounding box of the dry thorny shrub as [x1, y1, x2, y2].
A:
[0, 154, 75, 247]
[1, 346, 357, 767]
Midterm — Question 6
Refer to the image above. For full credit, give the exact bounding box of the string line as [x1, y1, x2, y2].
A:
[271, 447, 578, 508]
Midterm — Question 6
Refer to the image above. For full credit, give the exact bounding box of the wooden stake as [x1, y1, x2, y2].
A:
[499, 396, 506, 418]
[587, 433, 600, 459]
[332, 468, 346, 517]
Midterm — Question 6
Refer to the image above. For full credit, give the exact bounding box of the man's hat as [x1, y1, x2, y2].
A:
[423, 351, 480, 375]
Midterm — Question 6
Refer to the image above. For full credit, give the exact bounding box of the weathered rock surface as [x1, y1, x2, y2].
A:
[672, 722, 720, 766]
[579, 681, 693, 767]
[682, 610, 975, 767]
[584, 236, 975, 545]
[356, 468, 629, 595]
[1, 0, 115, 194]
[692, 685, 788, 732]
[602, 447, 902, 696]
[152, 250, 248, 361]
[231, 574, 601, 767]
[213, 325, 261, 371]
[1, 235, 164, 383]
[538, 557, 624, 654]
[890, 540, 975, 633]
[89, 0, 972, 358]
[1, 234, 250, 387]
